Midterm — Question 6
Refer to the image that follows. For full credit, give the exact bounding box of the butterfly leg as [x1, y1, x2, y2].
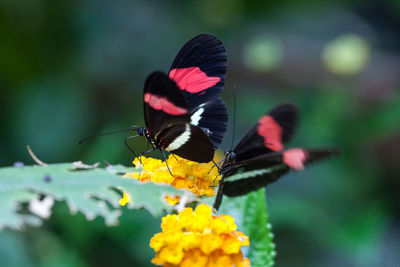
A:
[171, 153, 179, 161]
[138, 146, 156, 166]
[162, 150, 175, 177]
[209, 159, 226, 186]
[124, 135, 146, 179]
[137, 149, 154, 179]
[213, 161, 237, 185]
[213, 158, 238, 211]
[209, 158, 225, 174]
[124, 135, 141, 163]
[136, 145, 157, 179]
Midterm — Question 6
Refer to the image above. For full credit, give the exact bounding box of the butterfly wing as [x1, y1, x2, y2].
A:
[143, 71, 214, 163]
[189, 97, 228, 149]
[169, 34, 226, 100]
[169, 34, 228, 149]
[158, 123, 214, 163]
[221, 148, 339, 197]
[232, 103, 298, 162]
[143, 71, 190, 136]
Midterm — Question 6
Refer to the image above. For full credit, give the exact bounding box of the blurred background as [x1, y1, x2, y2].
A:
[1, 0, 400, 266]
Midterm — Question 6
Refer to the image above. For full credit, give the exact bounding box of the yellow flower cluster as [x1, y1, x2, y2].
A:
[150, 204, 250, 267]
[124, 155, 220, 197]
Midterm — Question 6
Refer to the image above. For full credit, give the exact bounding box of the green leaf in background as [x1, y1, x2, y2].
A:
[0, 231, 34, 267]
[219, 188, 276, 267]
[0, 163, 181, 230]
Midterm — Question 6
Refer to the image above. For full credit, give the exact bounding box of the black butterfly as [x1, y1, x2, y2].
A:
[213, 103, 338, 210]
[130, 34, 228, 163]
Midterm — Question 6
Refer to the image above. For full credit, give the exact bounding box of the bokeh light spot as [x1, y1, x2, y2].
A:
[243, 35, 283, 72]
[322, 34, 370, 75]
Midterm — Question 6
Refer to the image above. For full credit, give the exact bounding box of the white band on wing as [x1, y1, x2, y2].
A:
[190, 104, 205, 126]
[166, 123, 191, 151]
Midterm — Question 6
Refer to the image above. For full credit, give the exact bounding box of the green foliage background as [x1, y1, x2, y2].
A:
[1, 0, 400, 266]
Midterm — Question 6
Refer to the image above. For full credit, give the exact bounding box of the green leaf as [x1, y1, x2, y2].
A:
[219, 188, 276, 267]
[0, 163, 180, 230]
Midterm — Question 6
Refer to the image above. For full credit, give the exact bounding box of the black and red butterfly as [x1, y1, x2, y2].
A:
[130, 34, 228, 163]
[213, 103, 338, 210]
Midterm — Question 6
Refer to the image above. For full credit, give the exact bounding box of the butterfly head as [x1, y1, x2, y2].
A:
[133, 126, 155, 147]
[130, 125, 145, 136]
[224, 149, 236, 163]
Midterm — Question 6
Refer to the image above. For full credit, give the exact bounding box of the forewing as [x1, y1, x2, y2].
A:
[143, 72, 190, 136]
[168, 34, 228, 149]
[233, 103, 298, 162]
[168, 33, 227, 106]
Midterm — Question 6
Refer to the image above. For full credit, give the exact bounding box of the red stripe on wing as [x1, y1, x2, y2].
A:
[144, 93, 188, 115]
[169, 67, 221, 93]
[283, 148, 309, 170]
[257, 115, 284, 151]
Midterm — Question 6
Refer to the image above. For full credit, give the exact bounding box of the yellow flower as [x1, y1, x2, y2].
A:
[118, 186, 131, 206]
[150, 204, 250, 267]
[119, 193, 130, 206]
[124, 155, 220, 197]
[164, 195, 181, 206]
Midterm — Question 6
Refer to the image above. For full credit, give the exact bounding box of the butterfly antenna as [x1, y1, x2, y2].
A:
[231, 87, 237, 150]
[78, 128, 132, 144]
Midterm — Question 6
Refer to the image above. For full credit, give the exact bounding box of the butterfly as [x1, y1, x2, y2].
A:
[213, 103, 338, 210]
[130, 34, 228, 163]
